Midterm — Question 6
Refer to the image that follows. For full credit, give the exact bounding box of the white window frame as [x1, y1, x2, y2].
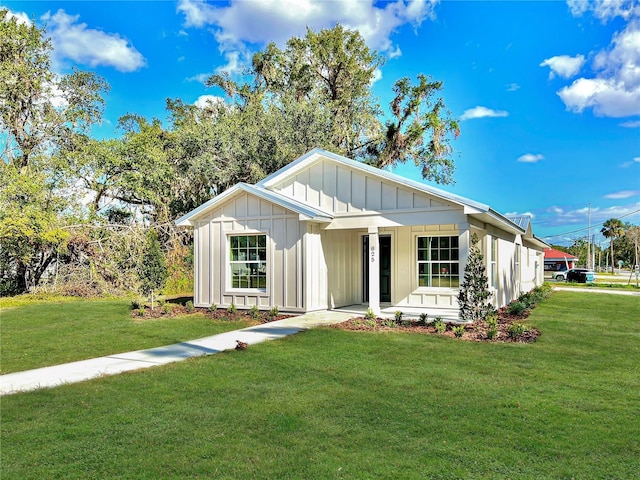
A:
[227, 233, 268, 292]
[416, 235, 460, 288]
[490, 236, 498, 289]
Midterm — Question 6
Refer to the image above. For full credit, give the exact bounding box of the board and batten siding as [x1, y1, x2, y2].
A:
[271, 158, 453, 214]
[192, 192, 306, 312]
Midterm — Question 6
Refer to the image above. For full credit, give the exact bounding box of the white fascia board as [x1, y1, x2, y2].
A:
[259, 148, 491, 214]
[174, 182, 333, 227]
[175, 184, 245, 227]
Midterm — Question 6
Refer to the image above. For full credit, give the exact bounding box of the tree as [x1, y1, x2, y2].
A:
[601, 218, 624, 274]
[0, 9, 108, 169]
[138, 229, 168, 310]
[458, 233, 494, 323]
[207, 24, 459, 184]
[0, 9, 108, 293]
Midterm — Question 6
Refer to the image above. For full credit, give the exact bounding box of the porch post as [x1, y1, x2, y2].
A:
[458, 223, 470, 283]
[368, 227, 380, 315]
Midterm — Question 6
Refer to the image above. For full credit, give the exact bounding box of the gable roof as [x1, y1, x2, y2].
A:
[259, 148, 528, 235]
[544, 248, 578, 260]
[175, 182, 333, 227]
[176, 148, 542, 239]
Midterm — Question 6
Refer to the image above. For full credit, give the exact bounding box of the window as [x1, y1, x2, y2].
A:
[514, 244, 521, 282]
[417, 236, 459, 288]
[490, 236, 498, 289]
[229, 234, 267, 289]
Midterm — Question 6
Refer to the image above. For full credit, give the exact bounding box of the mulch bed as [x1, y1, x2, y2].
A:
[132, 304, 293, 323]
[330, 305, 540, 343]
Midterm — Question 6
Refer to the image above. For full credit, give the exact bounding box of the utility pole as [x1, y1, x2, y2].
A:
[587, 203, 591, 269]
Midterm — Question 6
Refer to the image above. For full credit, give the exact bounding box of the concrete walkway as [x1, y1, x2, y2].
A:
[0, 310, 353, 397]
[553, 286, 640, 296]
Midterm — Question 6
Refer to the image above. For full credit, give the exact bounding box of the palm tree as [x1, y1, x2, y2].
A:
[601, 218, 624, 274]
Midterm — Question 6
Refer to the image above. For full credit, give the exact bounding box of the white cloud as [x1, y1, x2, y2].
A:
[506, 83, 520, 91]
[621, 156, 640, 167]
[567, 0, 640, 21]
[620, 119, 640, 127]
[42, 9, 146, 72]
[506, 211, 535, 218]
[176, 0, 439, 74]
[540, 54, 585, 79]
[517, 153, 544, 163]
[552, 6, 640, 118]
[194, 94, 225, 109]
[4, 8, 31, 25]
[541, 201, 640, 228]
[459, 106, 508, 121]
[604, 190, 640, 199]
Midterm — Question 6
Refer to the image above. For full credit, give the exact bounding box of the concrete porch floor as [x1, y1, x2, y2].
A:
[333, 304, 460, 322]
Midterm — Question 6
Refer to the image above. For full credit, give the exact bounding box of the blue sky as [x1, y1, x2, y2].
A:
[4, 0, 639, 246]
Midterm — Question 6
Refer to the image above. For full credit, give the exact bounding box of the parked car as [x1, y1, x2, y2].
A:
[553, 267, 569, 281]
[566, 268, 596, 283]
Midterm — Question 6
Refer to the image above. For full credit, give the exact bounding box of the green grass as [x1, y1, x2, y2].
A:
[0, 298, 255, 374]
[1, 292, 639, 478]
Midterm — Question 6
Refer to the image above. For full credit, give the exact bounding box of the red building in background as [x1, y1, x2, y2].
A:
[544, 248, 579, 271]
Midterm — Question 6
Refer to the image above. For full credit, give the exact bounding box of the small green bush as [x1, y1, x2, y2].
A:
[208, 303, 218, 312]
[394, 310, 403, 322]
[487, 325, 498, 340]
[161, 303, 172, 315]
[185, 300, 195, 313]
[418, 312, 429, 326]
[507, 322, 529, 339]
[131, 300, 142, 310]
[507, 301, 526, 316]
[452, 325, 465, 337]
[157, 298, 166, 308]
[228, 302, 237, 314]
[135, 307, 146, 317]
[485, 313, 498, 329]
[382, 318, 398, 328]
[364, 319, 377, 328]
[434, 318, 446, 334]
[268, 306, 279, 318]
[364, 308, 376, 320]
[249, 305, 260, 320]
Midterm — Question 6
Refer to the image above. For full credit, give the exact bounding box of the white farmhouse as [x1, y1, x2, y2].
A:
[176, 149, 547, 317]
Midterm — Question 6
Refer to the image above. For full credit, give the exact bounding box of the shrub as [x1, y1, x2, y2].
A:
[268, 306, 279, 318]
[394, 310, 403, 322]
[458, 233, 494, 322]
[434, 318, 446, 334]
[208, 303, 218, 312]
[228, 302, 237, 314]
[507, 322, 529, 339]
[452, 325, 465, 337]
[418, 312, 429, 326]
[507, 301, 526, 316]
[161, 303, 172, 315]
[382, 318, 398, 328]
[131, 299, 142, 310]
[185, 300, 195, 313]
[486, 325, 498, 340]
[364, 319, 377, 328]
[249, 305, 260, 320]
[364, 308, 376, 320]
[485, 313, 498, 328]
[135, 307, 146, 317]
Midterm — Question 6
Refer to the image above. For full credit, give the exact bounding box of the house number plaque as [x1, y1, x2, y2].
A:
[370, 245, 375, 263]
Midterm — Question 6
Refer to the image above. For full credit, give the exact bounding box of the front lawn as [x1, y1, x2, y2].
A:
[1, 291, 638, 478]
[0, 298, 256, 374]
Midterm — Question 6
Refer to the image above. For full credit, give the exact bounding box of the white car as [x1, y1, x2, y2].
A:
[553, 268, 569, 281]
